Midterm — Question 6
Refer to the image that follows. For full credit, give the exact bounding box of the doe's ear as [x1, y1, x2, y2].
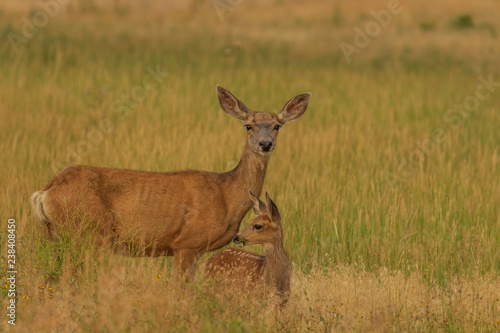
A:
[249, 190, 267, 216]
[277, 92, 311, 123]
[265, 191, 281, 223]
[216, 85, 251, 121]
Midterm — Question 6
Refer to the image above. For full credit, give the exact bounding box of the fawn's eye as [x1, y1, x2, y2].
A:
[274, 125, 281, 131]
[254, 225, 262, 230]
[244, 125, 252, 131]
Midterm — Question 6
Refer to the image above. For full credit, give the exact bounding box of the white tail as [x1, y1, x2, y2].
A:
[205, 191, 290, 305]
[31, 85, 310, 279]
[30, 191, 50, 229]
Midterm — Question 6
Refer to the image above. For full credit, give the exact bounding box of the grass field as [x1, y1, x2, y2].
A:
[1, 0, 500, 331]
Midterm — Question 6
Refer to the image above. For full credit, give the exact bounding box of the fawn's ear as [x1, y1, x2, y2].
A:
[277, 92, 311, 123]
[217, 85, 251, 121]
[265, 191, 281, 223]
[249, 190, 267, 216]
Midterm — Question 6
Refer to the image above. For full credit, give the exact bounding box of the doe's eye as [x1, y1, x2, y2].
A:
[254, 225, 262, 230]
[274, 125, 281, 131]
[244, 125, 252, 131]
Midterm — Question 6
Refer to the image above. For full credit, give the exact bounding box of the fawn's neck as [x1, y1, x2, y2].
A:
[263, 240, 291, 299]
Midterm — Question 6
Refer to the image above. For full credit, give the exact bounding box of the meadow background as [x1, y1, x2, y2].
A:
[1, 0, 500, 331]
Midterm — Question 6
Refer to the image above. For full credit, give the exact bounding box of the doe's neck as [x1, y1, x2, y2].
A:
[224, 141, 271, 199]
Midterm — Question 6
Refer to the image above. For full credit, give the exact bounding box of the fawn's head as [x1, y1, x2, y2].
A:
[233, 190, 282, 247]
[216, 85, 311, 156]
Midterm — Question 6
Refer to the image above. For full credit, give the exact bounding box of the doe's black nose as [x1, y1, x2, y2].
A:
[259, 141, 273, 151]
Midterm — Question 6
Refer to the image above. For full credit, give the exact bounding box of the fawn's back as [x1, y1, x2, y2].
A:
[205, 248, 266, 283]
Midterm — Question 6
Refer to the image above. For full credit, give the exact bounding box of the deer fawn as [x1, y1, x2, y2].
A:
[205, 191, 290, 305]
[31, 85, 310, 278]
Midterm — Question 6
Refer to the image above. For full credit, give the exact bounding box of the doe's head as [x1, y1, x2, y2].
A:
[216, 85, 311, 156]
[233, 190, 282, 247]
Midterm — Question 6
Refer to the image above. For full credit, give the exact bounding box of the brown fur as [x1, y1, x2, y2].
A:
[31, 85, 310, 278]
[205, 192, 291, 305]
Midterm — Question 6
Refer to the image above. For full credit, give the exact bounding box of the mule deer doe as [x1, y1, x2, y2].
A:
[31, 85, 310, 278]
[205, 191, 290, 305]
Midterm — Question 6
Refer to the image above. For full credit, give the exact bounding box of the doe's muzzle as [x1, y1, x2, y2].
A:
[259, 141, 273, 152]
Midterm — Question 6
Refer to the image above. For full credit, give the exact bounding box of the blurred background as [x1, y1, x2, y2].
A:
[1, 0, 499, 331]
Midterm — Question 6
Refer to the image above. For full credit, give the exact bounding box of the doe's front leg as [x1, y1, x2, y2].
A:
[173, 249, 199, 282]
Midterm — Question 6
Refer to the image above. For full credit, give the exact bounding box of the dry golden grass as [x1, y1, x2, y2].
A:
[1, 0, 500, 331]
[1, 256, 499, 332]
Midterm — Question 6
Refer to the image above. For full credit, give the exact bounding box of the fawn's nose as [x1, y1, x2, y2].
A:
[259, 141, 273, 152]
[233, 235, 247, 245]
